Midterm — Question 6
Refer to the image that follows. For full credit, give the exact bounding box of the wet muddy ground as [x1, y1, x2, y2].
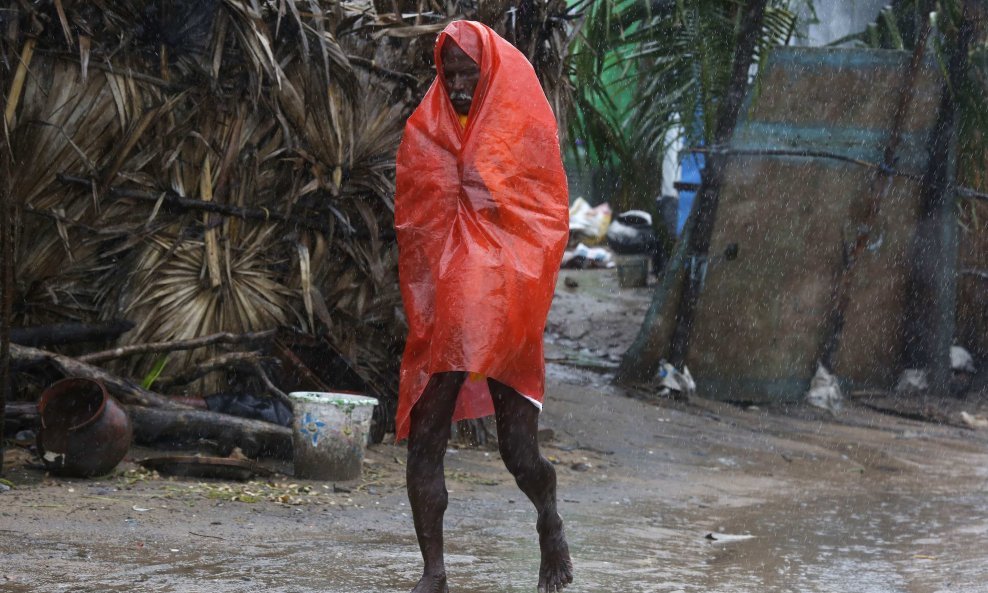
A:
[3, 269, 988, 592]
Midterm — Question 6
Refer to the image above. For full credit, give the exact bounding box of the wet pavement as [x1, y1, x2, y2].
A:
[3, 382, 988, 593]
[3, 270, 988, 592]
[2, 481, 986, 592]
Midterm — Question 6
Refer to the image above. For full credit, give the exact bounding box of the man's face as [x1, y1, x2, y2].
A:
[441, 41, 480, 116]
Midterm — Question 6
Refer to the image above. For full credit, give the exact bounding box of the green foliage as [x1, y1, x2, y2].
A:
[837, 1, 988, 190]
[567, 0, 804, 211]
[140, 356, 168, 390]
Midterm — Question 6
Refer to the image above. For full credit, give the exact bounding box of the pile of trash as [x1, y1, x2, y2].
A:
[564, 198, 664, 272]
[562, 243, 616, 269]
[805, 345, 982, 416]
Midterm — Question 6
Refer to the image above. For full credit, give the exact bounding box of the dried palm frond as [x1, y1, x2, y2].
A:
[1, 0, 576, 419]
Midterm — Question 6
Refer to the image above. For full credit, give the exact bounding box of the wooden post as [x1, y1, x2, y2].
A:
[0, 104, 12, 476]
[0, 35, 35, 475]
[904, 2, 974, 393]
[817, 12, 933, 371]
[616, 0, 769, 383]
[666, 0, 769, 368]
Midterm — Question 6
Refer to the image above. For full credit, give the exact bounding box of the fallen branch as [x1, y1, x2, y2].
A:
[272, 339, 331, 392]
[155, 351, 266, 389]
[79, 330, 276, 364]
[57, 174, 339, 235]
[154, 350, 291, 410]
[249, 358, 292, 409]
[11, 320, 134, 347]
[5, 346, 291, 458]
[9, 343, 187, 410]
[689, 146, 988, 203]
[347, 55, 420, 89]
[127, 405, 292, 459]
[2, 401, 37, 434]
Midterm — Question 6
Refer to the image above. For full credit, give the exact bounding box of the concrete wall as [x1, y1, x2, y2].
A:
[793, 0, 890, 46]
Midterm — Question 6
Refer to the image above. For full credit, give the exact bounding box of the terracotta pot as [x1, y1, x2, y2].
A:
[37, 378, 133, 477]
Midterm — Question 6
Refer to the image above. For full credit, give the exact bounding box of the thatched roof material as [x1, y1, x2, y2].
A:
[1, 1, 575, 422]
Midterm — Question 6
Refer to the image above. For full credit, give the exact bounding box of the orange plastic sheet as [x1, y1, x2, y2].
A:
[393, 21, 569, 441]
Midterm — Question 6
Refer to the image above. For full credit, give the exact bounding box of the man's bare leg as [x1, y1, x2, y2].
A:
[406, 372, 465, 593]
[490, 379, 573, 593]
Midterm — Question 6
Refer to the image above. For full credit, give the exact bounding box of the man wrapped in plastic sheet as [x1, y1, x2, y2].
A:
[393, 20, 573, 593]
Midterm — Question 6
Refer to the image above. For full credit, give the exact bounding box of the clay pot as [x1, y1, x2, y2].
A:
[37, 378, 133, 477]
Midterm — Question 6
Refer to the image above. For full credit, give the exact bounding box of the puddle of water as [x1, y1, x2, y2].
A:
[2, 484, 986, 592]
[679, 489, 985, 593]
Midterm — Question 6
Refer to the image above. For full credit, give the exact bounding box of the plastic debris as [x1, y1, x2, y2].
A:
[606, 210, 659, 256]
[13, 430, 35, 447]
[561, 242, 615, 269]
[394, 21, 569, 443]
[960, 412, 988, 430]
[705, 532, 755, 543]
[951, 345, 977, 374]
[568, 197, 612, 245]
[805, 363, 843, 412]
[896, 369, 929, 393]
[205, 392, 293, 427]
[658, 361, 696, 399]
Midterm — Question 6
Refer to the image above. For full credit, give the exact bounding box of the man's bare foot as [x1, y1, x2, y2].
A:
[537, 514, 573, 593]
[410, 572, 448, 593]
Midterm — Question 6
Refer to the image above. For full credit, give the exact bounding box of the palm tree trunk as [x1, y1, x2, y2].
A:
[667, 0, 769, 367]
[616, 0, 769, 383]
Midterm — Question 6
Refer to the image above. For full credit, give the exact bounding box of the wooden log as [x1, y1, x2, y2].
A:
[126, 406, 292, 459]
[2, 402, 38, 435]
[10, 320, 134, 347]
[155, 351, 267, 389]
[9, 343, 187, 410]
[79, 329, 275, 364]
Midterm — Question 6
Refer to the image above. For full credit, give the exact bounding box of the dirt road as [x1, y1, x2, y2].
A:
[2, 270, 988, 592]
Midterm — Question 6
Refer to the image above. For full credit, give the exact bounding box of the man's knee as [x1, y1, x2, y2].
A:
[499, 440, 544, 478]
[408, 434, 447, 467]
[408, 475, 448, 507]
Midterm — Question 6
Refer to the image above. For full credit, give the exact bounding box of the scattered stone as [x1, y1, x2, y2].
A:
[570, 462, 591, 472]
